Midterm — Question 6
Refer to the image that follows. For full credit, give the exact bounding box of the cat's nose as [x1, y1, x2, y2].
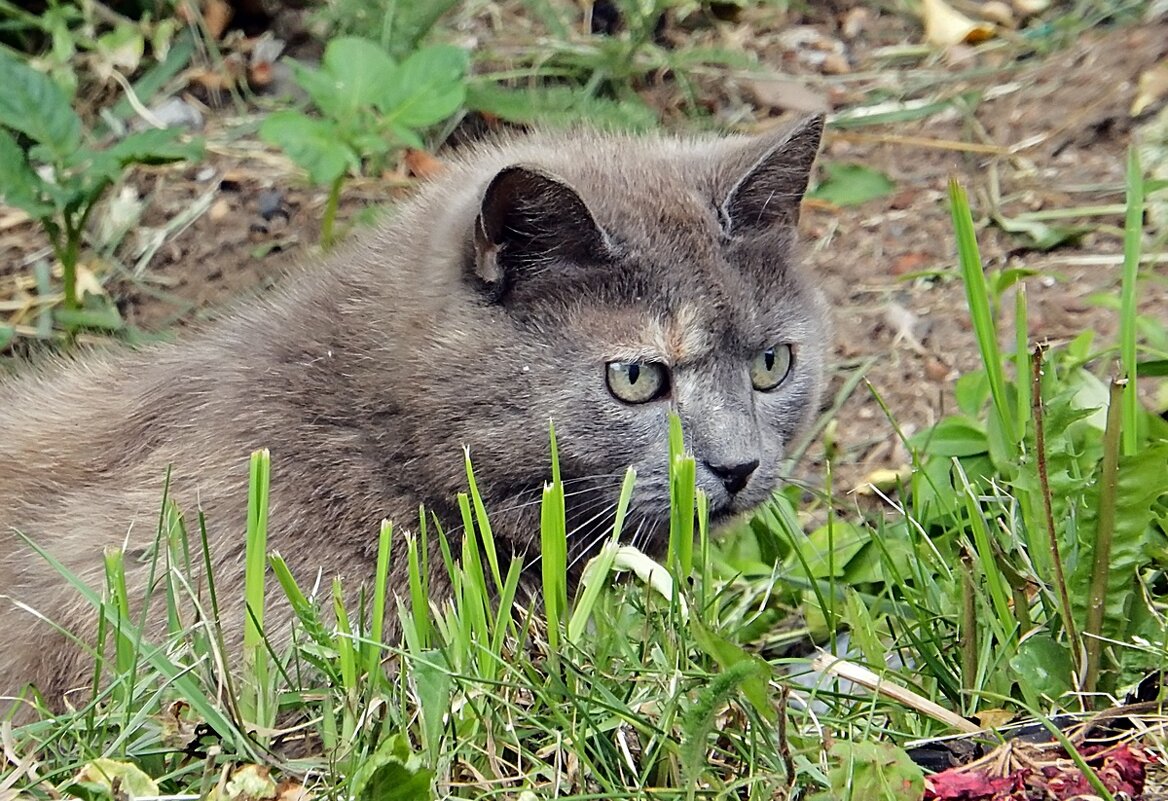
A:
[704, 458, 760, 495]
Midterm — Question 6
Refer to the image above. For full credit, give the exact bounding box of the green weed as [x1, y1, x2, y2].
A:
[0, 49, 202, 342]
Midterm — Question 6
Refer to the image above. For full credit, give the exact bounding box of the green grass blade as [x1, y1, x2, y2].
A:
[1119, 146, 1144, 456]
[365, 519, 393, 685]
[948, 180, 1019, 453]
[667, 412, 695, 578]
[242, 448, 271, 732]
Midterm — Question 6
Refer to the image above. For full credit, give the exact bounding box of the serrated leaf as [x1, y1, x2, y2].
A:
[0, 129, 53, 217]
[0, 49, 82, 159]
[378, 45, 468, 129]
[1070, 444, 1168, 642]
[809, 162, 895, 206]
[260, 111, 357, 185]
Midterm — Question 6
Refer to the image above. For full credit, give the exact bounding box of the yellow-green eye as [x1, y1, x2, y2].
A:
[606, 361, 669, 404]
[751, 344, 793, 391]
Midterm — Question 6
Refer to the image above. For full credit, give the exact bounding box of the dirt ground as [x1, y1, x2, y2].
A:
[2, 3, 1166, 493]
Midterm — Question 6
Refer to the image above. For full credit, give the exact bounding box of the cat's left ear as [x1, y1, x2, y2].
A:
[472, 165, 610, 296]
[719, 113, 824, 237]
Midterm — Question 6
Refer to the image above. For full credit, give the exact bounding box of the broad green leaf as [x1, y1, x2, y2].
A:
[322, 36, 398, 116]
[379, 44, 468, 129]
[412, 650, 452, 760]
[286, 60, 355, 125]
[809, 162, 895, 206]
[0, 130, 53, 217]
[103, 127, 204, 166]
[0, 324, 13, 350]
[794, 521, 869, 579]
[0, 50, 82, 158]
[1010, 633, 1074, 708]
[54, 303, 125, 332]
[73, 758, 159, 799]
[350, 733, 433, 801]
[810, 741, 925, 801]
[260, 111, 357, 185]
[381, 0, 461, 58]
[911, 416, 988, 457]
[1070, 443, 1168, 642]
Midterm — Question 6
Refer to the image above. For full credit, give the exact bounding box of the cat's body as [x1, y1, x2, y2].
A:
[0, 117, 829, 705]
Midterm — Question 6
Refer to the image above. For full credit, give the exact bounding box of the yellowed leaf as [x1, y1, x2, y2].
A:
[921, 0, 996, 46]
[75, 758, 160, 798]
[974, 708, 1017, 728]
[1132, 59, 1168, 116]
[224, 764, 277, 801]
[853, 465, 911, 495]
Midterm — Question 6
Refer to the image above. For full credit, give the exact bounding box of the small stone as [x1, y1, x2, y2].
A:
[144, 96, 204, 131]
[257, 188, 287, 222]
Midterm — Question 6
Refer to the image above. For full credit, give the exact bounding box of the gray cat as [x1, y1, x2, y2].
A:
[0, 115, 829, 705]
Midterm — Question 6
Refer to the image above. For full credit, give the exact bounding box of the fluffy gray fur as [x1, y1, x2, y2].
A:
[0, 115, 830, 704]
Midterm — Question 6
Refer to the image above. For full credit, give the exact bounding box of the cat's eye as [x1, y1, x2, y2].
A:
[606, 361, 669, 404]
[750, 344, 793, 391]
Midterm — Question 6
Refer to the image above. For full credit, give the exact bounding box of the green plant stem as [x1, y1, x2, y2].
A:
[1031, 343, 1082, 681]
[321, 175, 344, 250]
[959, 550, 977, 707]
[1083, 376, 1126, 698]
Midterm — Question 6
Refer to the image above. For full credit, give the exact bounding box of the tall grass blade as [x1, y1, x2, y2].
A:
[242, 448, 271, 732]
[948, 180, 1018, 453]
[1119, 146, 1143, 456]
[667, 412, 695, 577]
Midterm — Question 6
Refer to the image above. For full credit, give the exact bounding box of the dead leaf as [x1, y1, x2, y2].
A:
[203, 0, 233, 39]
[744, 78, 830, 114]
[1132, 59, 1168, 116]
[224, 764, 278, 801]
[853, 466, 911, 494]
[404, 149, 445, 180]
[276, 779, 311, 801]
[920, 0, 996, 46]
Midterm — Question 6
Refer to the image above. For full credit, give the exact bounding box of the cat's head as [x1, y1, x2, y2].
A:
[393, 116, 829, 563]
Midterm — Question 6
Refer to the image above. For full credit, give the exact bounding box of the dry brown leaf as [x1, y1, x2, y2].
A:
[1132, 59, 1168, 116]
[404, 149, 446, 180]
[921, 0, 996, 46]
[203, 0, 233, 39]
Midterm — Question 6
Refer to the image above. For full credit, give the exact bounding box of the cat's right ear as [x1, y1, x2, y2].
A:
[471, 166, 610, 297]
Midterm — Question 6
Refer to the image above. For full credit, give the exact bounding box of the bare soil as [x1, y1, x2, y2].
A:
[2, 4, 1166, 493]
